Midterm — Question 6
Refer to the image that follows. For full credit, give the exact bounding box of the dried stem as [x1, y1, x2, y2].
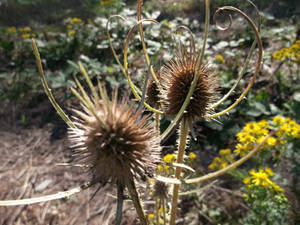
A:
[137, 0, 164, 101]
[205, 5, 263, 119]
[161, 0, 210, 141]
[32, 39, 76, 129]
[155, 113, 160, 132]
[115, 182, 124, 225]
[162, 198, 166, 225]
[123, 19, 163, 115]
[125, 178, 148, 225]
[0, 181, 94, 206]
[185, 130, 277, 184]
[169, 119, 189, 225]
[155, 197, 159, 225]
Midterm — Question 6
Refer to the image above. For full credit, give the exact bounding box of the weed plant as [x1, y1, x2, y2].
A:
[1, 0, 300, 225]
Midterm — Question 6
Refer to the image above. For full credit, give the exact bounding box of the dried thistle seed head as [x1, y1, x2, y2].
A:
[146, 72, 161, 108]
[153, 180, 169, 200]
[160, 47, 218, 122]
[68, 91, 161, 186]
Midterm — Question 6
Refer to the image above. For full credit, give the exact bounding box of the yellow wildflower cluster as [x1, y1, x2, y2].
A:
[273, 40, 300, 64]
[273, 116, 300, 139]
[243, 168, 284, 193]
[68, 30, 76, 36]
[6, 26, 17, 34]
[209, 116, 300, 170]
[157, 152, 198, 174]
[6, 26, 36, 39]
[69, 17, 83, 24]
[157, 153, 176, 174]
[234, 120, 277, 157]
[208, 149, 234, 170]
[99, 0, 112, 6]
[66, 17, 83, 36]
[147, 206, 168, 224]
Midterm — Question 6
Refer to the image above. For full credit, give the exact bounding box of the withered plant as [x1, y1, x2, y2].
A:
[0, 0, 271, 225]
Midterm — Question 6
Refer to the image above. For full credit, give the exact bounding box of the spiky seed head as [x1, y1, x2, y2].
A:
[68, 91, 161, 186]
[160, 47, 218, 122]
[153, 180, 169, 200]
[146, 71, 161, 108]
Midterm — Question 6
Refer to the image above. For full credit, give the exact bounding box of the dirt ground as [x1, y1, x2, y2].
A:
[0, 93, 299, 225]
[0, 100, 138, 225]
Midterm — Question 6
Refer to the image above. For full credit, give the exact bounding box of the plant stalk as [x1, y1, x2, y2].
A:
[115, 182, 124, 225]
[169, 119, 189, 225]
[155, 197, 159, 225]
[126, 178, 148, 225]
[162, 198, 166, 225]
[155, 113, 160, 132]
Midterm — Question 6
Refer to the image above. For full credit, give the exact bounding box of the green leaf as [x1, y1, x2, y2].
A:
[293, 92, 300, 102]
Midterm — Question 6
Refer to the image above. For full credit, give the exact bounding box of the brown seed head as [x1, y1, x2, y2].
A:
[160, 47, 218, 122]
[153, 180, 169, 200]
[69, 91, 161, 186]
[146, 71, 161, 108]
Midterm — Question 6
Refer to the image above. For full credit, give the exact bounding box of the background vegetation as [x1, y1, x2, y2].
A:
[0, 0, 299, 224]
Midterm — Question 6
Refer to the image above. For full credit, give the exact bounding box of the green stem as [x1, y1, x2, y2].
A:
[126, 178, 148, 225]
[115, 182, 124, 225]
[169, 119, 189, 225]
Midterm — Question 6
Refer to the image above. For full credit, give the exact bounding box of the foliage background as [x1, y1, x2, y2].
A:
[0, 0, 299, 224]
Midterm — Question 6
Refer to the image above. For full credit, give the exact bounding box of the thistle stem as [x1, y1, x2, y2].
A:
[155, 113, 160, 132]
[155, 197, 159, 225]
[115, 182, 124, 225]
[126, 178, 148, 225]
[162, 198, 166, 225]
[169, 119, 189, 225]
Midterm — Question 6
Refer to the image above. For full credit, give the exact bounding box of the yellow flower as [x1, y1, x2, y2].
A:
[219, 149, 231, 156]
[163, 154, 176, 163]
[208, 157, 221, 170]
[168, 23, 175, 29]
[70, 17, 82, 23]
[215, 54, 225, 64]
[243, 177, 251, 185]
[257, 120, 270, 129]
[68, 30, 76, 36]
[266, 137, 277, 147]
[148, 213, 155, 220]
[66, 24, 72, 29]
[99, 0, 112, 6]
[273, 51, 282, 60]
[21, 33, 31, 39]
[6, 26, 17, 34]
[273, 116, 285, 125]
[23, 26, 31, 32]
[31, 33, 36, 38]
[158, 207, 164, 214]
[157, 164, 163, 173]
[250, 169, 272, 187]
[272, 183, 284, 193]
[234, 143, 250, 157]
[265, 168, 274, 177]
[164, 165, 171, 173]
[189, 152, 197, 160]
[220, 161, 228, 169]
[236, 132, 256, 143]
[208, 162, 216, 170]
